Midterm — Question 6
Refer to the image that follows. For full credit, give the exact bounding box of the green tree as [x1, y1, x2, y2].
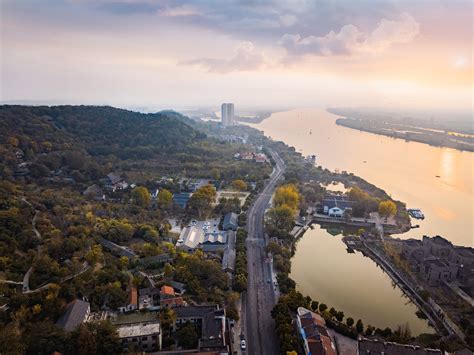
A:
[267, 204, 295, 234]
[356, 319, 364, 333]
[319, 303, 328, 312]
[131, 186, 151, 207]
[67, 321, 121, 355]
[311, 300, 319, 312]
[379, 200, 397, 217]
[335, 311, 345, 322]
[176, 322, 198, 349]
[346, 317, 355, 327]
[157, 189, 173, 210]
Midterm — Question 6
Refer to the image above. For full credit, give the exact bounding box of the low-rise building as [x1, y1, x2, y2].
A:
[423, 258, 457, 286]
[296, 307, 336, 355]
[119, 287, 138, 313]
[172, 192, 191, 208]
[174, 305, 228, 353]
[358, 338, 441, 354]
[56, 299, 90, 332]
[223, 212, 238, 231]
[118, 322, 162, 353]
[105, 172, 128, 191]
[176, 226, 228, 253]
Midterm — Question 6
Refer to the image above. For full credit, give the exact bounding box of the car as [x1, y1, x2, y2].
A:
[240, 340, 246, 350]
[191, 220, 197, 226]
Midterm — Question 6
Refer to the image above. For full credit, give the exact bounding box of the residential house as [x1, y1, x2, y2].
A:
[119, 287, 138, 313]
[358, 338, 442, 354]
[159, 285, 186, 309]
[328, 207, 344, 218]
[56, 299, 90, 332]
[222, 212, 238, 231]
[401, 239, 425, 267]
[296, 307, 336, 355]
[105, 172, 128, 191]
[138, 287, 161, 311]
[321, 195, 355, 215]
[422, 235, 453, 259]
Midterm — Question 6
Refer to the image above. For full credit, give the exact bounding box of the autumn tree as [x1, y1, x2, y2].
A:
[131, 186, 151, 207]
[231, 179, 247, 191]
[188, 184, 216, 218]
[273, 184, 300, 212]
[157, 189, 173, 211]
[378, 200, 397, 217]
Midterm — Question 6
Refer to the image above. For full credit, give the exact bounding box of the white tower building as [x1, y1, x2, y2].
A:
[221, 103, 235, 126]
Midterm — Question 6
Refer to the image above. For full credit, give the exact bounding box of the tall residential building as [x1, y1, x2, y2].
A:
[221, 103, 235, 126]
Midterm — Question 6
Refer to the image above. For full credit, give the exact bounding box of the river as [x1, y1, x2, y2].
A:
[250, 108, 473, 335]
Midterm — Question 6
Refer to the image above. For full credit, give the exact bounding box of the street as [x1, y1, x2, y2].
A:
[244, 149, 285, 355]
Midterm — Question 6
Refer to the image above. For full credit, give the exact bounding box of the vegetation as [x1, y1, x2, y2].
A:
[233, 229, 248, 292]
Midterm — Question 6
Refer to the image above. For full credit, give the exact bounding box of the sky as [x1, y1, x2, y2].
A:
[0, 0, 472, 112]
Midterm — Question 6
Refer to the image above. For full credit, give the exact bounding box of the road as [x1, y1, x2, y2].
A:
[244, 149, 285, 355]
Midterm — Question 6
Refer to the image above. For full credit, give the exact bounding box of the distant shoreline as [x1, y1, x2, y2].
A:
[335, 117, 474, 153]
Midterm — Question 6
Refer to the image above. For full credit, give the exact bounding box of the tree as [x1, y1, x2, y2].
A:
[176, 322, 198, 349]
[157, 189, 173, 211]
[210, 168, 221, 180]
[131, 186, 151, 207]
[366, 324, 374, 336]
[274, 184, 300, 212]
[119, 256, 129, 269]
[188, 184, 217, 218]
[267, 204, 295, 234]
[311, 301, 319, 312]
[356, 319, 364, 333]
[346, 317, 354, 327]
[335, 311, 345, 322]
[231, 179, 247, 191]
[67, 321, 121, 355]
[378, 200, 397, 217]
[319, 303, 328, 312]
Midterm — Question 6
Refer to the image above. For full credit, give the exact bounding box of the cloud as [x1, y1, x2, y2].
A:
[158, 5, 200, 17]
[180, 42, 267, 73]
[280, 12, 420, 56]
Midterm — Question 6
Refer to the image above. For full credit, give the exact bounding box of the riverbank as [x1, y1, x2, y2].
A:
[335, 117, 474, 152]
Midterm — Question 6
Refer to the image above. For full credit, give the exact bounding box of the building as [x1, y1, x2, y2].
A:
[174, 305, 228, 352]
[119, 287, 138, 313]
[176, 226, 205, 252]
[138, 287, 161, 311]
[56, 299, 90, 332]
[423, 258, 457, 286]
[221, 103, 235, 127]
[321, 195, 355, 215]
[118, 322, 162, 353]
[401, 239, 425, 267]
[172, 192, 191, 209]
[422, 235, 453, 259]
[223, 212, 238, 231]
[105, 172, 128, 191]
[222, 248, 236, 273]
[328, 207, 344, 218]
[296, 307, 336, 355]
[176, 226, 228, 253]
[113, 313, 162, 352]
[358, 338, 442, 354]
[99, 238, 137, 259]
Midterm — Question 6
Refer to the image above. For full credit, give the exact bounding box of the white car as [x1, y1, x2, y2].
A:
[240, 340, 246, 350]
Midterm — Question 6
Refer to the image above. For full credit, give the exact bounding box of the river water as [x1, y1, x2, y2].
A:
[251, 108, 473, 335]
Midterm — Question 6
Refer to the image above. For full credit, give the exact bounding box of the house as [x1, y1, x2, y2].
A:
[358, 338, 442, 354]
[139, 253, 173, 267]
[56, 299, 90, 332]
[105, 172, 128, 191]
[423, 259, 457, 286]
[254, 153, 267, 163]
[138, 287, 161, 311]
[222, 212, 238, 231]
[176, 226, 205, 252]
[328, 207, 344, 218]
[422, 235, 453, 259]
[296, 307, 336, 355]
[401, 239, 425, 267]
[119, 287, 138, 313]
[321, 195, 354, 214]
[174, 305, 228, 353]
[172, 192, 191, 209]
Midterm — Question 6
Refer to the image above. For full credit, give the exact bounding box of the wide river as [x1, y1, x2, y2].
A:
[251, 108, 473, 335]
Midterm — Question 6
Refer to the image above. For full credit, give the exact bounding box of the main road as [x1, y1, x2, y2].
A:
[244, 149, 285, 355]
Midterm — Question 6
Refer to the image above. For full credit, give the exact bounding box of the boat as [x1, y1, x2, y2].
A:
[407, 208, 425, 220]
[435, 175, 440, 178]
[309, 130, 312, 135]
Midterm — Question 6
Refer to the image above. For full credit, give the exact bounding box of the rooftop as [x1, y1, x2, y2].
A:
[56, 299, 90, 332]
[160, 285, 175, 296]
[118, 322, 161, 338]
[176, 226, 205, 250]
[358, 338, 442, 354]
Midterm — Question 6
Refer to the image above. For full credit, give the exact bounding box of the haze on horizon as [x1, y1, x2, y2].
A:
[0, 0, 472, 115]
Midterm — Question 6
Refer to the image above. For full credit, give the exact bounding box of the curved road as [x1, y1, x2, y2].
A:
[244, 149, 285, 355]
